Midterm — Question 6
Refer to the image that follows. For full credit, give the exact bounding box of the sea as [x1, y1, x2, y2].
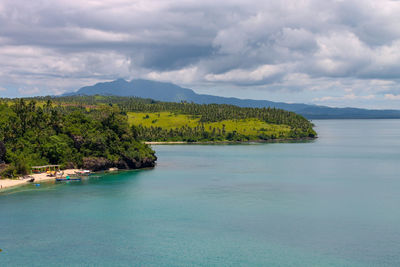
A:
[1, 119, 400, 266]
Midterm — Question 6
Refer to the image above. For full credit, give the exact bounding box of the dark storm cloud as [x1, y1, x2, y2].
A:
[133, 45, 215, 71]
[0, 0, 400, 107]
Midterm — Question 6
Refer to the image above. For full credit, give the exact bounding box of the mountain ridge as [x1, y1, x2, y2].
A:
[65, 79, 400, 119]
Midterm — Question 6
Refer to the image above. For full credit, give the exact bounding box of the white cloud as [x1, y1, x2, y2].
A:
[384, 94, 400, 100]
[313, 93, 376, 102]
[71, 27, 135, 43]
[146, 66, 200, 84]
[313, 31, 372, 76]
[18, 87, 40, 95]
[205, 64, 284, 83]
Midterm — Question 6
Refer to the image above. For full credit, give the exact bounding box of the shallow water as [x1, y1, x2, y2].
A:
[1, 120, 400, 266]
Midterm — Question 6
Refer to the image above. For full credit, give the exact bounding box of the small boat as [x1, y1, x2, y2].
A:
[22, 176, 35, 182]
[56, 178, 81, 181]
[56, 175, 81, 182]
[75, 170, 91, 176]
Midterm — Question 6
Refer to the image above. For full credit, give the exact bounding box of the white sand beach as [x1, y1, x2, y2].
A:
[0, 169, 80, 191]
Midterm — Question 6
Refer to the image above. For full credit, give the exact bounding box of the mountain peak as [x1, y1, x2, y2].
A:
[73, 78, 196, 101]
[115, 78, 128, 83]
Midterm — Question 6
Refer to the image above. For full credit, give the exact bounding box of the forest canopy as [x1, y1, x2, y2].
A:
[53, 95, 317, 142]
[0, 98, 156, 178]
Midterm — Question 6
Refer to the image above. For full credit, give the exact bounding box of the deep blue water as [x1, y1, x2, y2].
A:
[1, 120, 400, 266]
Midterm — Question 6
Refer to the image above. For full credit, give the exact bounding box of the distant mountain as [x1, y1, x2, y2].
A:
[66, 79, 400, 119]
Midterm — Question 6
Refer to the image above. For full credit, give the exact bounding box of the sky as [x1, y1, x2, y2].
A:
[0, 0, 400, 109]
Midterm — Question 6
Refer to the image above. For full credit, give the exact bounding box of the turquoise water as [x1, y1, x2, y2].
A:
[1, 120, 400, 266]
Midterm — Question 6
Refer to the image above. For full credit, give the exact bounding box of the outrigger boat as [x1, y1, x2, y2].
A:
[54, 170, 91, 181]
[75, 170, 91, 176]
[55, 175, 82, 182]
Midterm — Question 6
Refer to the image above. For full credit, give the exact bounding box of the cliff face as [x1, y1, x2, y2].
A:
[82, 155, 157, 172]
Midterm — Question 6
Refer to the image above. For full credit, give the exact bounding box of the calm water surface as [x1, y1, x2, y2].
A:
[1, 120, 400, 266]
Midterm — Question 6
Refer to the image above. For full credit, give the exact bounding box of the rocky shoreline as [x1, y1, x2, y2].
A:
[81, 156, 157, 172]
[145, 137, 317, 145]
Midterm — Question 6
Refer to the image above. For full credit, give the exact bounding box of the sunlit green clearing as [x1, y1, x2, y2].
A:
[128, 112, 292, 137]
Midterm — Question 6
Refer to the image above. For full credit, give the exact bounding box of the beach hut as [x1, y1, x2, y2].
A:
[31, 165, 61, 174]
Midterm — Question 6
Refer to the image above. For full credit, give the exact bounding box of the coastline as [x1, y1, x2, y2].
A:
[0, 169, 80, 191]
[0, 137, 315, 190]
[145, 137, 316, 145]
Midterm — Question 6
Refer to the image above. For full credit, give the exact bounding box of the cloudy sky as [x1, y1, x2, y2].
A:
[1, 0, 400, 108]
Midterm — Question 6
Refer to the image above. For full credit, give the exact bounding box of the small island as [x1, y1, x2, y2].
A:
[59, 95, 317, 142]
[0, 95, 316, 188]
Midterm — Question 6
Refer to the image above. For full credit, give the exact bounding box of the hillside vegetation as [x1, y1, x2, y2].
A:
[128, 112, 293, 142]
[55, 95, 317, 142]
[0, 98, 156, 178]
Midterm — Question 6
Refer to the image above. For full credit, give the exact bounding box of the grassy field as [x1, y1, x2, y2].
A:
[128, 112, 292, 138]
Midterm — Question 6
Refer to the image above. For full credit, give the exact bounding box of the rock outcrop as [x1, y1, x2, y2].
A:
[82, 156, 156, 172]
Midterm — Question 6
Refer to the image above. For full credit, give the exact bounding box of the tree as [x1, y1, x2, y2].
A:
[0, 141, 5, 163]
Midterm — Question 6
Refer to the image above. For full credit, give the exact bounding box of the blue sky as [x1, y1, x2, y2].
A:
[0, 0, 400, 109]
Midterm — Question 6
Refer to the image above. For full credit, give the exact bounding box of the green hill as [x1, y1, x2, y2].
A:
[55, 95, 317, 142]
[128, 112, 294, 142]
